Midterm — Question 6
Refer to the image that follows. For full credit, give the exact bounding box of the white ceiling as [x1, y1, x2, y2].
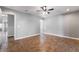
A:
[5, 6, 79, 17]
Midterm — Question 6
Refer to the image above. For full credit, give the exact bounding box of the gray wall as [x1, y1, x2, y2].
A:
[45, 12, 79, 38]
[44, 15, 64, 35]
[1, 7, 40, 40]
[63, 12, 79, 38]
[16, 12, 40, 39]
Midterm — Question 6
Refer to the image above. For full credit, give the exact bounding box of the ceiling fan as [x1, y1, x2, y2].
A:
[41, 6, 54, 14]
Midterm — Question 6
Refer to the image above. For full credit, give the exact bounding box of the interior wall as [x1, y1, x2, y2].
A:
[45, 12, 79, 38]
[1, 7, 40, 40]
[44, 15, 64, 35]
[63, 12, 79, 38]
[16, 12, 40, 39]
[8, 14, 14, 37]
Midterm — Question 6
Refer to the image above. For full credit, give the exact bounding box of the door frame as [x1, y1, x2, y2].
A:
[6, 12, 16, 40]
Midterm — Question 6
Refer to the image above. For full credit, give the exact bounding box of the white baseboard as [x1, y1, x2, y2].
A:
[16, 33, 40, 40]
[15, 33, 79, 40]
[45, 33, 79, 40]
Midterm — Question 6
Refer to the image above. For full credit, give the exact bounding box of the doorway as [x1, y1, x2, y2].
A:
[8, 14, 14, 41]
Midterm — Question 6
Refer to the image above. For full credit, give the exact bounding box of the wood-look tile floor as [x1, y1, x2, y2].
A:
[44, 35, 79, 52]
[8, 35, 79, 52]
[8, 35, 40, 52]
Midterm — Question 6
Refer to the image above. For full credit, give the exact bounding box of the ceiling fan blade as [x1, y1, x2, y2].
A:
[48, 8, 54, 11]
[41, 6, 47, 11]
[41, 7, 44, 10]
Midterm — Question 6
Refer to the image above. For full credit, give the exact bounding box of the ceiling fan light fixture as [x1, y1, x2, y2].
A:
[40, 6, 54, 17]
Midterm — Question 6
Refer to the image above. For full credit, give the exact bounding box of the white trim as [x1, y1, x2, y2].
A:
[14, 14, 16, 40]
[16, 33, 40, 40]
[4, 12, 15, 15]
[45, 33, 79, 40]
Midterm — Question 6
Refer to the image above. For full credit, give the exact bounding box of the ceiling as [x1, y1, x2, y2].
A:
[5, 6, 79, 17]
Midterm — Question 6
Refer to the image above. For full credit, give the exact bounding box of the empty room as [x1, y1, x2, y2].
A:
[0, 6, 79, 52]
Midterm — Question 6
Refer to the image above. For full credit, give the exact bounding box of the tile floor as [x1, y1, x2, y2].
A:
[8, 35, 79, 52]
